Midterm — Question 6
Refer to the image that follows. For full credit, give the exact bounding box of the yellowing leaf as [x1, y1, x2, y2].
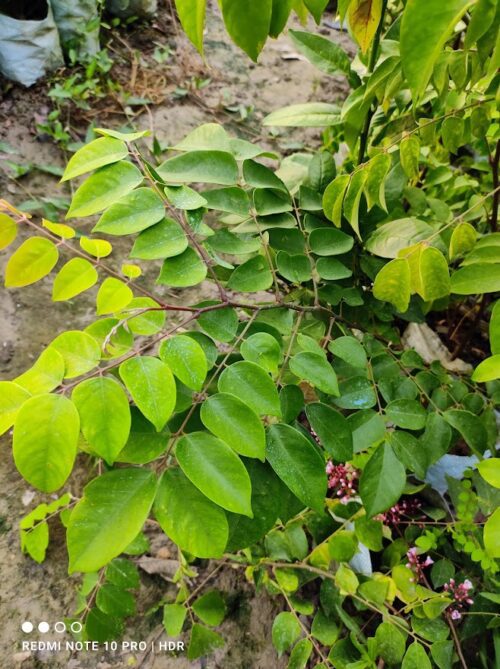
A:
[0, 381, 31, 436]
[400, 135, 420, 180]
[419, 247, 450, 301]
[42, 219, 76, 239]
[471, 355, 500, 383]
[52, 258, 98, 301]
[121, 263, 142, 278]
[484, 507, 500, 558]
[477, 458, 500, 488]
[449, 222, 477, 261]
[80, 236, 112, 258]
[348, 0, 383, 54]
[96, 277, 133, 315]
[0, 212, 17, 250]
[5, 237, 59, 288]
[373, 258, 411, 312]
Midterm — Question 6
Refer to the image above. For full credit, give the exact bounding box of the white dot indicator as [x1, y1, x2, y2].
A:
[70, 621, 83, 633]
[21, 622, 33, 633]
[54, 622, 66, 633]
[38, 622, 50, 634]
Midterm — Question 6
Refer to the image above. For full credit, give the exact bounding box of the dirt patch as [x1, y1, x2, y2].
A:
[0, 5, 351, 667]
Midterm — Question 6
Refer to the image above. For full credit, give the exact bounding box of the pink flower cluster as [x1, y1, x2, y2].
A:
[444, 578, 474, 621]
[378, 498, 422, 527]
[326, 461, 359, 504]
[406, 546, 433, 582]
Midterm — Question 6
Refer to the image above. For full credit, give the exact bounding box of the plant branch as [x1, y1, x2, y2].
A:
[489, 138, 500, 232]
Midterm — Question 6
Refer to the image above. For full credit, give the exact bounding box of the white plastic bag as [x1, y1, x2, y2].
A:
[106, 0, 157, 18]
[50, 0, 100, 58]
[0, 1, 64, 86]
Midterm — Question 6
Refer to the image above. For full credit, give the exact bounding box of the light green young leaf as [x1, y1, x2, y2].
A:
[93, 187, 164, 235]
[0, 212, 17, 250]
[401, 0, 474, 100]
[364, 153, 391, 211]
[50, 330, 101, 378]
[373, 258, 411, 312]
[154, 468, 229, 558]
[419, 247, 450, 301]
[220, 0, 272, 61]
[52, 258, 98, 302]
[477, 458, 500, 488]
[13, 394, 79, 493]
[490, 300, 500, 354]
[472, 355, 500, 382]
[484, 507, 500, 558]
[400, 135, 420, 180]
[163, 603, 187, 637]
[449, 222, 477, 261]
[130, 217, 188, 260]
[266, 424, 326, 514]
[192, 591, 226, 627]
[343, 168, 367, 238]
[61, 137, 128, 182]
[218, 361, 281, 416]
[359, 442, 406, 516]
[289, 30, 351, 75]
[176, 432, 253, 516]
[14, 348, 65, 394]
[72, 377, 131, 464]
[0, 381, 31, 436]
[263, 103, 340, 127]
[159, 334, 207, 391]
[157, 247, 207, 287]
[5, 237, 59, 288]
[67, 161, 143, 218]
[174, 0, 206, 53]
[96, 277, 133, 315]
[290, 351, 339, 395]
[272, 612, 301, 657]
[201, 393, 266, 460]
[67, 468, 157, 572]
[157, 151, 239, 185]
[164, 184, 208, 210]
[322, 174, 350, 226]
[119, 356, 176, 431]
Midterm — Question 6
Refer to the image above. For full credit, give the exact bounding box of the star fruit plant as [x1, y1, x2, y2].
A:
[1, 0, 500, 666]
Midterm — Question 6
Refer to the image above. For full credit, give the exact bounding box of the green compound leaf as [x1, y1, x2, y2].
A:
[5, 237, 59, 288]
[227, 256, 273, 292]
[220, 0, 272, 61]
[373, 258, 411, 313]
[218, 361, 281, 416]
[401, 0, 474, 101]
[176, 432, 253, 516]
[187, 624, 224, 661]
[67, 468, 157, 573]
[67, 161, 143, 218]
[130, 217, 188, 260]
[290, 351, 339, 396]
[13, 394, 79, 493]
[451, 264, 500, 294]
[192, 590, 226, 627]
[306, 402, 353, 461]
[72, 376, 131, 464]
[309, 227, 354, 255]
[0, 381, 30, 436]
[93, 187, 164, 235]
[52, 258, 98, 301]
[201, 393, 266, 460]
[154, 468, 229, 558]
[157, 150, 239, 185]
[159, 334, 207, 391]
[174, 0, 206, 53]
[61, 137, 128, 182]
[385, 399, 427, 430]
[50, 330, 101, 378]
[289, 30, 351, 76]
[157, 247, 207, 287]
[271, 611, 301, 656]
[119, 356, 176, 431]
[96, 277, 133, 315]
[266, 424, 326, 514]
[359, 442, 406, 517]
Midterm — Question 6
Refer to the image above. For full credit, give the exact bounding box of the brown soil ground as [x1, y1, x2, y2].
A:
[0, 4, 351, 667]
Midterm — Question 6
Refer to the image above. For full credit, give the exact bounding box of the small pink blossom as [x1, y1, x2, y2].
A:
[377, 498, 423, 527]
[406, 546, 434, 583]
[443, 578, 474, 622]
[325, 461, 359, 504]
